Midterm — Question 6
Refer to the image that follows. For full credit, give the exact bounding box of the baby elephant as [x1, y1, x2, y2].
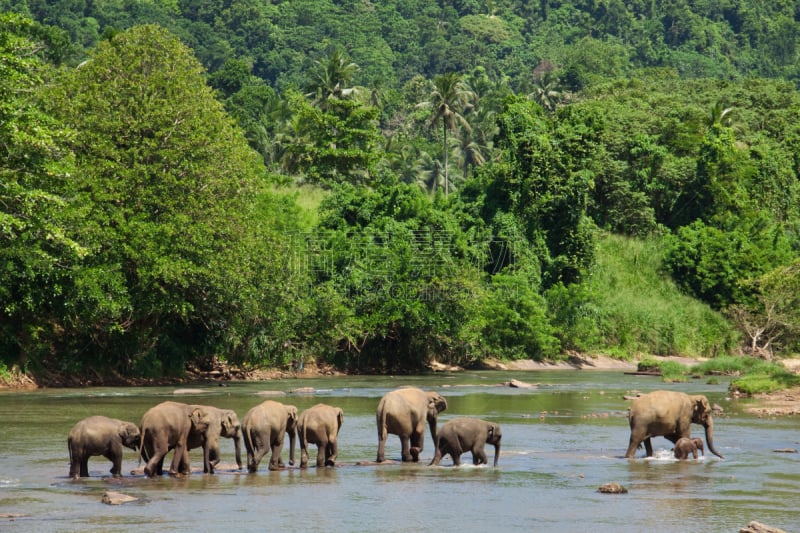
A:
[67, 416, 140, 478]
[430, 417, 501, 467]
[673, 437, 704, 460]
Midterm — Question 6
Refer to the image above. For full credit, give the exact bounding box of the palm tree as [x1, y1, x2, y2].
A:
[528, 70, 561, 113]
[450, 108, 496, 182]
[417, 73, 475, 197]
[305, 48, 361, 110]
[708, 101, 733, 128]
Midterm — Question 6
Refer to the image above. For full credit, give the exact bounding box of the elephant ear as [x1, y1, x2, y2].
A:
[190, 407, 209, 428]
[691, 396, 711, 422]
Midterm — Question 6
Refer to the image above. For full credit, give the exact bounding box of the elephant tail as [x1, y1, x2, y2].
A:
[376, 409, 388, 441]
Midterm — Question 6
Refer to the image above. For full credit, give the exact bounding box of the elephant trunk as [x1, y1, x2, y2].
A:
[428, 418, 438, 449]
[493, 441, 501, 467]
[704, 418, 724, 459]
[233, 431, 243, 470]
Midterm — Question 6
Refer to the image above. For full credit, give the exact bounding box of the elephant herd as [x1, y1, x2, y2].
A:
[67, 387, 721, 479]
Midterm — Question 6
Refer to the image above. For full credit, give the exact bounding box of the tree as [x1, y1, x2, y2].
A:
[305, 48, 362, 110]
[283, 90, 382, 187]
[527, 69, 562, 114]
[417, 73, 475, 197]
[0, 14, 87, 370]
[44, 25, 283, 375]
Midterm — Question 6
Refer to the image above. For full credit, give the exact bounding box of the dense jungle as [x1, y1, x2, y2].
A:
[3, 0, 800, 391]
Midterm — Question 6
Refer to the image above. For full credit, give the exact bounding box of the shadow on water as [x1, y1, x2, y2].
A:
[0, 371, 797, 532]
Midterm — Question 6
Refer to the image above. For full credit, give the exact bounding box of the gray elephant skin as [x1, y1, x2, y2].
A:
[625, 390, 723, 459]
[376, 386, 447, 462]
[242, 400, 297, 472]
[67, 415, 140, 478]
[430, 417, 502, 467]
[297, 403, 344, 468]
[184, 405, 243, 473]
[139, 401, 213, 477]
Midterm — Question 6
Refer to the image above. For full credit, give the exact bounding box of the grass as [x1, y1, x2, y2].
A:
[638, 354, 800, 393]
[591, 232, 739, 358]
[271, 184, 329, 230]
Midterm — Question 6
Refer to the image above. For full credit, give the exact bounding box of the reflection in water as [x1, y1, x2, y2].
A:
[0, 371, 797, 532]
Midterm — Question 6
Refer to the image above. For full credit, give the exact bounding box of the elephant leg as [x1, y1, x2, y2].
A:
[268, 443, 283, 470]
[316, 444, 326, 468]
[299, 438, 310, 468]
[103, 450, 122, 477]
[68, 457, 80, 479]
[644, 438, 653, 457]
[376, 433, 387, 463]
[326, 440, 337, 466]
[451, 450, 461, 466]
[625, 432, 643, 458]
[167, 443, 187, 476]
[473, 447, 487, 465]
[400, 435, 414, 462]
[145, 448, 167, 477]
[79, 457, 90, 477]
[251, 445, 269, 472]
[409, 430, 424, 462]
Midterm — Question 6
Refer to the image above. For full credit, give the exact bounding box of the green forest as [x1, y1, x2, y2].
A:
[3, 1, 800, 386]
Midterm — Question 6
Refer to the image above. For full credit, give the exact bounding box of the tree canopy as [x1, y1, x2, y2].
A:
[3, 4, 800, 382]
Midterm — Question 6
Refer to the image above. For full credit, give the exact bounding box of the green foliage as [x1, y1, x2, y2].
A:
[479, 98, 597, 287]
[591, 233, 738, 357]
[37, 24, 298, 375]
[6, 5, 800, 384]
[730, 367, 800, 395]
[479, 273, 560, 361]
[636, 356, 689, 382]
[663, 215, 794, 309]
[0, 13, 84, 367]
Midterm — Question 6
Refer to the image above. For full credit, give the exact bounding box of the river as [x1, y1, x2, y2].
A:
[0, 370, 797, 532]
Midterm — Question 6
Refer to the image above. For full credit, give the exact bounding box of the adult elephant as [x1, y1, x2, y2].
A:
[139, 401, 213, 477]
[625, 390, 723, 459]
[67, 416, 140, 478]
[297, 403, 344, 468]
[185, 406, 243, 474]
[429, 417, 502, 467]
[376, 387, 447, 463]
[241, 400, 297, 472]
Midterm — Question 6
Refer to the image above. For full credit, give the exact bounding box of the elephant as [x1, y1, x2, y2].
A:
[67, 416, 140, 478]
[673, 437, 701, 459]
[376, 386, 447, 463]
[297, 403, 344, 468]
[184, 406, 243, 474]
[139, 401, 213, 477]
[241, 400, 297, 472]
[625, 390, 723, 459]
[429, 417, 502, 467]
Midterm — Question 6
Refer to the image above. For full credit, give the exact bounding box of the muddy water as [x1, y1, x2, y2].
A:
[0, 371, 797, 532]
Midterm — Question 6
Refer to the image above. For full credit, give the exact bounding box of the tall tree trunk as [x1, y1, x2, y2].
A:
[442, 119, 448, 197]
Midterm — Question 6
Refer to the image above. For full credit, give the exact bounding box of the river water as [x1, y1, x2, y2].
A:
[0, 370, 797, 532]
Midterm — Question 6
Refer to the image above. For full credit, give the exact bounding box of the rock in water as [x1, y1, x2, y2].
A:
[101, 491, 138, 505]
[740, 521, 788, 533]
[597, 482, 628, 494]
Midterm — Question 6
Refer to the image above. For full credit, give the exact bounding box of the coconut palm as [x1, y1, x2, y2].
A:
[417, 73, 475, 196]
[449, 111, 496, 182]
[305, 48, 361, 110]
[528, 70, 561, 113]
